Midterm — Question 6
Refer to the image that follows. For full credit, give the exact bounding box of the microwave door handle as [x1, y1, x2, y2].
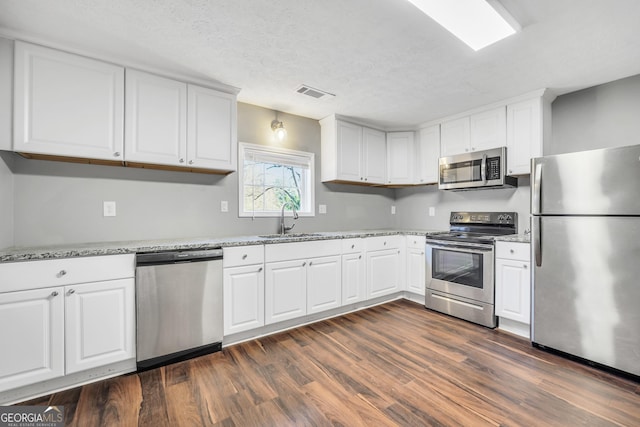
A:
[481, 154, 488, 183]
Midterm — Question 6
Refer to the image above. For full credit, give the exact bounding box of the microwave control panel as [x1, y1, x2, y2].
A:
[487, 156, 501, 180]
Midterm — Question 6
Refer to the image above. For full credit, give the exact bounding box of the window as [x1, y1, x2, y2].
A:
[238, 142, 315, 217]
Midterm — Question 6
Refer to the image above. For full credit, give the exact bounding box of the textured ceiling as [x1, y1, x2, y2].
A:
[1, 0, 640, 128]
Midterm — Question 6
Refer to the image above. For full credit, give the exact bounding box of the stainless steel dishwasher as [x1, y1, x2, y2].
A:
[135, 248, 223, 371]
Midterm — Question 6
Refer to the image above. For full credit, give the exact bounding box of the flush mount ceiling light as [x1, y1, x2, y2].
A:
[405, 0, 520, 51]
[271, 113, 287, 142]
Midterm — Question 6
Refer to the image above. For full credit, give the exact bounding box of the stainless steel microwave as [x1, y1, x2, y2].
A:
[438, 147, 517, 190]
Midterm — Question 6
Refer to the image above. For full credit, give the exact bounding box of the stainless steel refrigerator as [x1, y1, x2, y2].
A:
[531, 144, 640, 377]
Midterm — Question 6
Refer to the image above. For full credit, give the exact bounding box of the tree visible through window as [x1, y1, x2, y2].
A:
[239, 143, 315, 217]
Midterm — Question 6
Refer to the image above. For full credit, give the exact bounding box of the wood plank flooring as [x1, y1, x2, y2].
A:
[20, 300, 640, 426]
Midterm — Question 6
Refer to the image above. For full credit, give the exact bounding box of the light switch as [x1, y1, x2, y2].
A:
[221, 201, 229, 212]
[103, 201, 116, 217]
[319, 204, 327, 214]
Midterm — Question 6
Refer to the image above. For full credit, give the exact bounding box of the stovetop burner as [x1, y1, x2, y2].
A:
[426, 212, 518, 244]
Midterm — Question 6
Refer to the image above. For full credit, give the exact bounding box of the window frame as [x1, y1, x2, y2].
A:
[238, 142, 316, 218]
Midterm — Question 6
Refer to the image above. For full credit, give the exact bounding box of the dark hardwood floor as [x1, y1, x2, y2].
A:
[21, 300, 640, 426]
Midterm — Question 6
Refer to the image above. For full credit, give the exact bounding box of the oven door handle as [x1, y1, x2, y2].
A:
[426, 241, 494, 253]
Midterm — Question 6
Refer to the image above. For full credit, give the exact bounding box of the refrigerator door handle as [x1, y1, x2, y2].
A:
[533, 216, 542, 267]
[532, 162, 542, 215]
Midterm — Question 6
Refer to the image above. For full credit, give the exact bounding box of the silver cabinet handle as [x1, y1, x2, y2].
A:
[51, 291, 59, 297]
[364, 178, 368, 181]
[523, 264, 528, 269]
[302, 262, 306, 267]
[58, 270, 67, 277]
[189, 160, 194, 165]
[421, 252, 424, 255]
[67, 289, 75, 295]
[242, 254, 248, 260]
[179, 158, 185, 163]
[114, 152, 121, 157]
[465, 148, 469, 152]
[309, 261, 313, 266]
[510, 249, 515, 254]
[383, 241, 387, 245]
[360, 177, 364, 180]
[397, 250, 400, 254]
[351, 244, 355, 249]
[359, 255, 362, 259]
[258, 267, 263, 272]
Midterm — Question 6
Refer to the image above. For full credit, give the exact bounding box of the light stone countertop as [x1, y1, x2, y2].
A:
[0, 230, 437, 263]
[494, 234, 531, 244]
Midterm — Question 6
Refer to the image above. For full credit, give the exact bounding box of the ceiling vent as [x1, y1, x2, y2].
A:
[295, 84, 335, 100]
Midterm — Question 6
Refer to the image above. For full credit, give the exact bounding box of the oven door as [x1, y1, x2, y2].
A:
[426, 240, 494, 304]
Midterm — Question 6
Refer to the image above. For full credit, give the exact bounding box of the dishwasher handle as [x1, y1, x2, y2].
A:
[136, 248, 223, 265]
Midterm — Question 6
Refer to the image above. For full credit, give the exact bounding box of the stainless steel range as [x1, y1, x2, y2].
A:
[425, 212, 517, 328]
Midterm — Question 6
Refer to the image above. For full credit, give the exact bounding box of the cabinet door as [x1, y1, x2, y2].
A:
[336, 120, 363, 181]
[362, 127, 386, 184]
[342, 252, 365, 305]
[265, 260, 307, 324]
[0, 287, 64, 392]
[386, 131, 414, 185]
[470, 107, 506, 152]
[440, 117, 470, 157]
[415, 125, 440, 184]
[13, 41, 124, 160]
[366, 248, 402, 298]
[507, 98, 542, 175]
[65, 278, 135, 374]
[406, 247, 426, 296]
[187, 85, 237, 171]
[495, 259, 531, 324]
[223, 264, 265, 335]
[125, 69, 187, 166]
[307, 255, 342, 314]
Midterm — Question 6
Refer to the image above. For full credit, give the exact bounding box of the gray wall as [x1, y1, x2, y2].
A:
[0, 153, 13, 248]
[392, 178, 531, 233]
[9, 103, 394, 247]
[549, 74, 640, 155]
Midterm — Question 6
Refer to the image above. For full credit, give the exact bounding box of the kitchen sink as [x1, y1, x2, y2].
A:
[258, 233, 324, 239]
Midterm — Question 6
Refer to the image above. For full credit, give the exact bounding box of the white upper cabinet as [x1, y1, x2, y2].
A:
[386, 131, 414, 185]
[320, 116, 386, 184]
[507, 97, 546, 175]
[470, 107, 506, 151]
[441, 107, 505, 157]
[13, 41, 125, 161]
[0, 37, 13, 151]
[362, 127, 386, 184]
[415, 125, 440, 185]
[125, 69, 187, 166]
[187, 85, 237, 171]
[440, 117, 470, 157]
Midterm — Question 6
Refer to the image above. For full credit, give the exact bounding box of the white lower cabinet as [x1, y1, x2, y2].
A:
[495, 241, 531, 337]
[65, 279, 135, 374]
[265, 259, 307, 324]
[0, 254, 136, 396]
[367, 249, 402, 298]
[223, 264, 265, 335]
[406, 236, 426, 296]
[342, 252, 365, 304]
[0, 287, 65, 392]
[307, 255, 341, 314]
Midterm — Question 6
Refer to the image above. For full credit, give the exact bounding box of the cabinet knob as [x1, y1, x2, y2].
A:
[384, 241, 387, 245]
[67, 289, 75, 295]
[397, 250, 400, 254]
[510, 249, 515, 254]
[58, 270, 67, 277]
[471, 147, 476, 151]
[309, 261, 313, 266]
[351, 244, 355, 249]
[302, 261, 306, 267]
[360, 177, 364, 181]
[189, 160, 194, 165]
[364, 178, 368, 181]
[179, 158, 185, 163]
[51, 291, 59, 297]
[509, 169, 513, 174]
[258, 267, 263, 272]
[421, 252, 424, 255]
[242, 254, 248, 259]
[114, 152, 121, 157]
[465, 148, 469, 152]
[523, 264, 528, 269]
[359, 255, 362, 259]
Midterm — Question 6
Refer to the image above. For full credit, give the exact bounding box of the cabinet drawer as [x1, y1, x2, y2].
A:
[0, 254, 135, 293]
[223, 245, 264, 268]
[406, 235, 426, 249]
[495, 242, 530, 262]
[342, 238, 364, 254]
[365, 235, 402, 252]
[265, 239, 342, 263]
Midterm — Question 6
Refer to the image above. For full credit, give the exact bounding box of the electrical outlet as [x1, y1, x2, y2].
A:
[429, 207, 435, 217]
[103, 201, 116, 217]
[391, 205, 396, 215]
[221, 200, 229, 212]
[319, 204, 327, 214]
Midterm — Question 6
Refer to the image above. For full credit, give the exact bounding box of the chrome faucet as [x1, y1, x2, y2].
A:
[280, 203, 299, 236]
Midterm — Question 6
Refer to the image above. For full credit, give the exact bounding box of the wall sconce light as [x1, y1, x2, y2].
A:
[271, 112, 287, 142]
